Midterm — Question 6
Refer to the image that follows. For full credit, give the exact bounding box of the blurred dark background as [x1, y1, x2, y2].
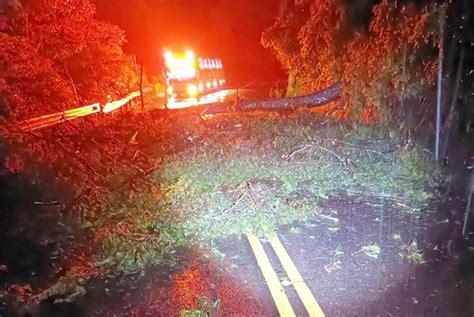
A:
[94, 0, 286, 85]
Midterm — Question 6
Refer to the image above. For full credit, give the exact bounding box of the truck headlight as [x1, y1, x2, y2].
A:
[187, 84, 198, 97]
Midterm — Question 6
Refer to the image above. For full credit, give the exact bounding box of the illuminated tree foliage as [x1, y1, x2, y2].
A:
[263, 0, 439, 121]
[0, 0, 138, 121]
[0, 32, 75, 120]
[0, 2, 142, 305]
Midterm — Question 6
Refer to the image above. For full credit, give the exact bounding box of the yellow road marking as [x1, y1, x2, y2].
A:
[246, 233, 296, 317]
[270, 234, 325, 317]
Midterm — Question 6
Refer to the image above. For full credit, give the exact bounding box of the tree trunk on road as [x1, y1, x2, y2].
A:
[238, 82, 343, 112]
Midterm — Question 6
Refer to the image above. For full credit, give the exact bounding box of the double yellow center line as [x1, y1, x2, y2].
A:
[247, 233, 325, 317]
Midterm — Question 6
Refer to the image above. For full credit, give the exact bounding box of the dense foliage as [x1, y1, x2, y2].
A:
[0, 0, 138, 121]
[97, 112, 438, 272]
[262, 0, 439, 121]
[0, 1, 144, 309]
[0, 0, 144, 256]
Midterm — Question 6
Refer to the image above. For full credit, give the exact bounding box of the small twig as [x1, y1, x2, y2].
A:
[324, 245, 342, 273]
[221, 190, 248, 215]
[64, 62, 80, 107]
[312, 144, 346, 165]
[287, 144, 312, 161]
[324, 254, 340, 273]
[247, 182, 258, 205]
[414, 117, 426, 133]
[321, 163, 338, 169]
[326, 138, 385, 156]
[326, 103, 345, 116]
[351, 249, 364, 257]
[318, 118, 330, 126]
[363, 148, 373, 161]
[287, 143, 346, 165]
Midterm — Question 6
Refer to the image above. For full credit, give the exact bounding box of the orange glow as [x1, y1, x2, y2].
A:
[166, 89, 233, 109]
[198, 82, 204, 92]
[167, 85, 174, 95]
[164, 50, 197, 80]
[206, 82, 211, 89]
[361, 104, 378, 123]
[186, 83, 199, 97]
[185, 50, 194, 59]
[213, 80, 218, 87]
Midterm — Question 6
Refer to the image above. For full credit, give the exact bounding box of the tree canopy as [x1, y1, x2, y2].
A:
[263, 0, 440, 122]
[0, 0, 138, 121]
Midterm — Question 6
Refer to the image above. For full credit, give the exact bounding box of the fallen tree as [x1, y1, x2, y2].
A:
[152, 82, 343, 116]
[238, 82, 343, 111]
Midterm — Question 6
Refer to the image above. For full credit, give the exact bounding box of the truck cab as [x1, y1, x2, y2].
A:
[163, 49, 225, 103]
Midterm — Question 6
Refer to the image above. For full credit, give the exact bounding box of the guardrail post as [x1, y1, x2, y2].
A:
[139, 61, 145, 111]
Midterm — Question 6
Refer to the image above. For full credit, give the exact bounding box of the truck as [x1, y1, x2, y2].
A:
[163, 49, 225, 102]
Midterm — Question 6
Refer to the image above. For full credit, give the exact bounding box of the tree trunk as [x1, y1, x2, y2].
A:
[63, 63, 80, 107]
[463, 170, 474, 236]
[443, 35, 457, 109]
[435, 7, 446, 162]
[442, 44, 465, 158]
[238, 82, 343, 112]
[399, 45, 409, 126]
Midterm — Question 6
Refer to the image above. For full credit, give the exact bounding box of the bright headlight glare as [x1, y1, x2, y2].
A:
[187, 84, 198, 97]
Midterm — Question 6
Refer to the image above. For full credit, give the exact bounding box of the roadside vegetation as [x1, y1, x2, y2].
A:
[0, 0, 139, 121]
[261, 0, 439, 122]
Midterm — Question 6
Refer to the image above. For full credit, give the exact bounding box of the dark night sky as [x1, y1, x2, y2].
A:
[94, 0, 285, 85]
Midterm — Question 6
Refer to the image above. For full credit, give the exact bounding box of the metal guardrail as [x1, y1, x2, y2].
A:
[16, 90, 143, 132]
[12, 85, 217, 132]
[102, 91, 140, 113]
